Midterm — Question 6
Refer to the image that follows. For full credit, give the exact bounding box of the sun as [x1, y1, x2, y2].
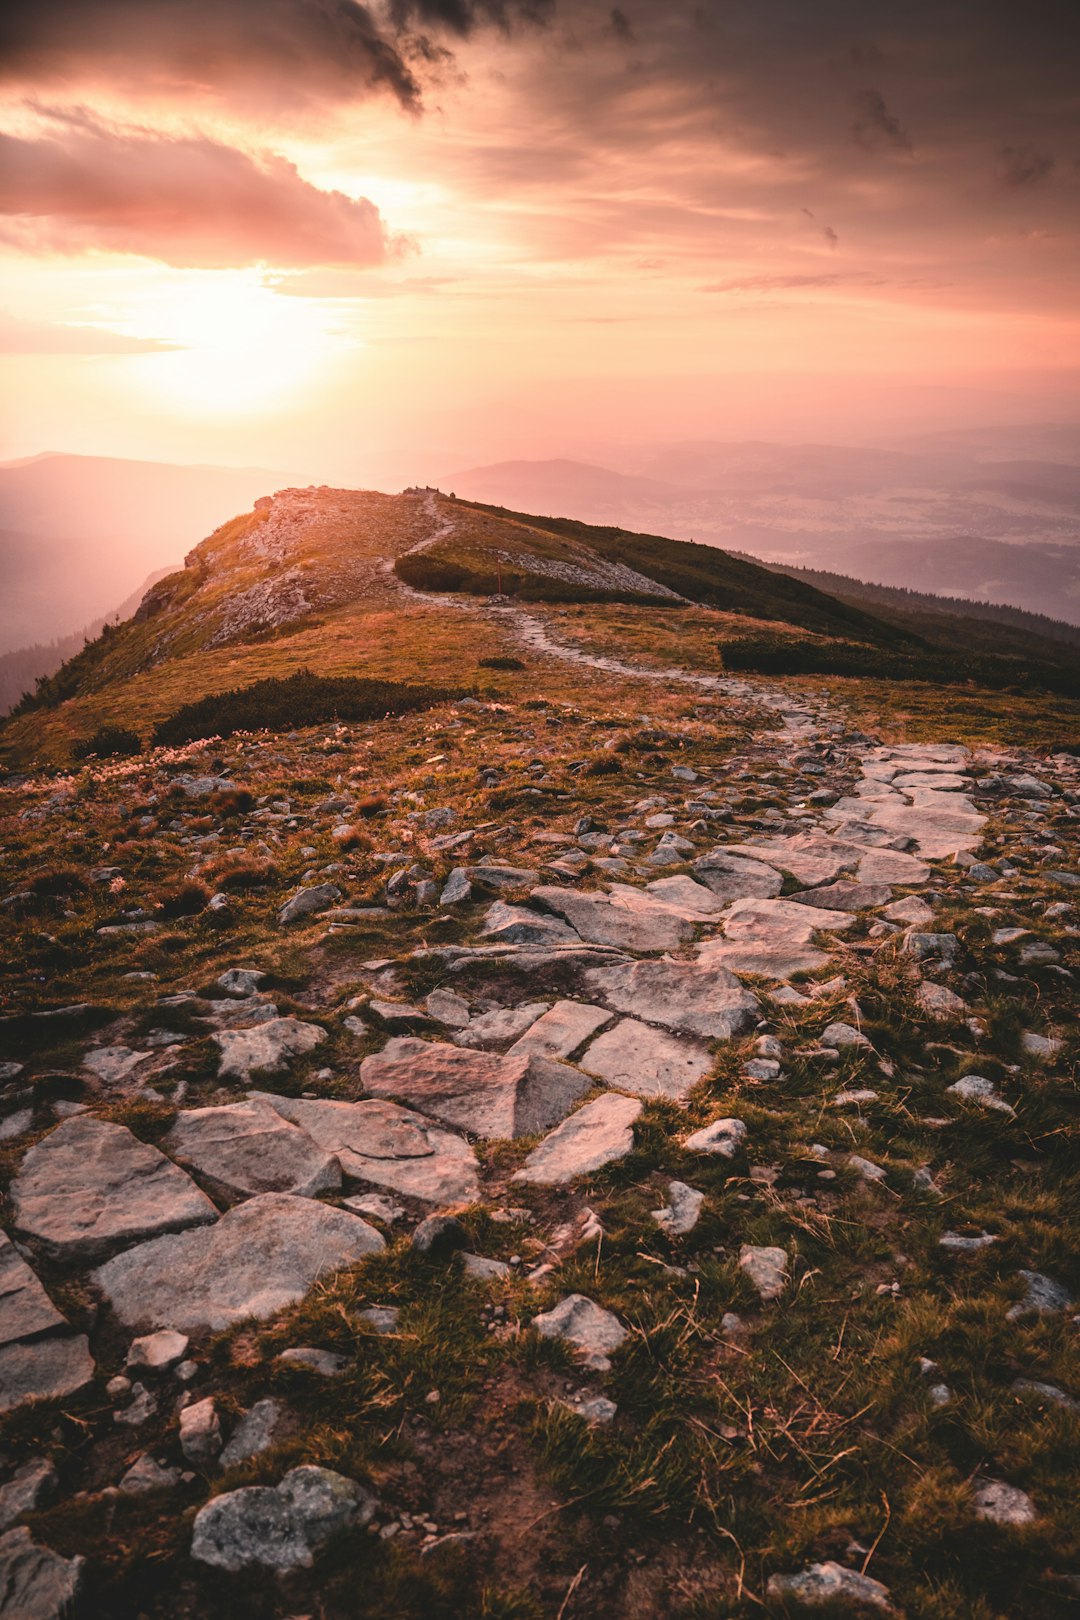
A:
[121, 270, 352, 416]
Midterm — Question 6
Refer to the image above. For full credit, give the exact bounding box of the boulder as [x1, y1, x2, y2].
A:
[92, 1194, 384, 1334]
[513, 1094, 642, 1185]
[360, 1038, 588, 1139]
[580, 1018, 713, 1101]
[191, 1466, 376, 1572]
[213, 1017, 326, 1082]
[254, 1094, 480, 1206]
[0, 1527, 83, 1620]
[531, 1295, 627, 1372]
[165, 1099, 341, 1203]
[12, 1117, 216, 1261]
[127, 1329, 189, 1371]
[583, 958, 759, 1041]
[277, 884, 342, 925]
[179, 1396, 223, 1467]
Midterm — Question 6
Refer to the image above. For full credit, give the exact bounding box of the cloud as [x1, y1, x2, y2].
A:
[0, 0, 554, 112]
[850, 89, 912, 152]
[0, 117, 392, 268]
[267, 269, 451, 296]
[0, 310, 180, 352]
[998, 145, 1055, 187]
[701, 273, 886, 294]
[607, 7, 634, 43]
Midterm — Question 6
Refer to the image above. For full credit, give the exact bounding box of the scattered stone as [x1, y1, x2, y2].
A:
[119, 1454, 181, 1494]
[883, 895, 934, 925]
[115, 1382, 157, 1426]
[361, 1038, 588, 1139]
[790, 881, 892, 913]
[12, 1117, 216, 1262]
[947, 1075, 1015, 1117]
[357, 1306, 400, 1334]
[684, 1118, 747, 1158]
[462, 1253, 512, 1281]
[739, 1245, 788, 1303]
[439, 869, 473, 906]
[165, 1098, 341, 1203]
[480, 902, 579, 946]
[127, 1329, 189, 1372]
[939, 1230, 998, 1252]
[191, 1466, 377, 1572]
[411, 1214, 467, 1257]
[219, 1399, 284, 1468]
[580, 1018, 712, 1101]
[215, 968, 267, 997]
[456, 1001, 552, 1048]
[277, 1348, 349, 1377]
[92, 1194, 385, 1334]
[278, 884, 342, 925]
[848, 1155, 886, 1184]
[213, 1017, 326, 1082]
[691, 850, 783, 901]
[1011, 1378, 1078, 1410]
[765, 1560, 895, 1613]
[917, 983, 969, 1019]
[81, 1046, 152, 1086]
[179, 1397, 223, 1467]
[1020, 1031, 1062, 1061]
[342, 1193, 406, 1224]
[559, 1392, 618, 1424]
[1006, 1270, 1074, 1321]
[0, 1459, 56, 1530]
[424, 988, 472, 1028]
[972, 1478, 1037, 1526]
[531, 1295, 627, 1372]
[651, 1181, 705, 1236]
[821, 1021, 870, 1049]
[513, 1093, 642, 1185]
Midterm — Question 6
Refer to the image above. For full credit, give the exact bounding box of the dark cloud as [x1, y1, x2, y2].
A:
[998, 145, 1055, 187]
[850, 89, 912, 153]
[0, 0, 554, 112]
[0, 116, 391, 268]
[608, 8, 634, 43]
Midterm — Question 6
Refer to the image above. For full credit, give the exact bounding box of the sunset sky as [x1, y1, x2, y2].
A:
[2, 0, 1079, 484]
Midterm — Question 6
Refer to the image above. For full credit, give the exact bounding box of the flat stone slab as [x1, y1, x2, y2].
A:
[691, 850, 783, 901]
[721, 834, 852, 888]
[580, 1018, 713, 1101]
[641, 875, 730, 917]
[789, 881, 892, 912]
[696, 897, 854, 979]
[840, 800, 986, 859]
[165, 1100, 341, 1204]
[584, 958, 760, 1041]
[12, 1117, 217, 1262]
[512, 1093, 642, 1184]
[254, 1094, 480, 1206]
[92, 1194, 385, 1333]
[530, 885, 694, 952]
[0, 1233, 94, 1411]
[507, 1000, 613, 1060]
[0, 1232, 67, 1343]
[360, 1037, 588, 1139]
[479, 903, 579, 947]
[0, 1527, 84, 1620]
[455, 1001, 551, 1049]
[214, 1017, 326, 1082]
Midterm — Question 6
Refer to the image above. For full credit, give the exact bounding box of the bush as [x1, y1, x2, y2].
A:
[151, 670, 463, 746]
[203, 856, 278, 890]
[719, 633, 1080, 697]
[478, 656, 526, 671]
[155, 880, 211, 918]
[72, 724, 142, 760]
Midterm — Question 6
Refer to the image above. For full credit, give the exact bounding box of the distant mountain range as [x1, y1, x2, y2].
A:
[0, 452, 298, 654]
[448, 430, 1080, 624]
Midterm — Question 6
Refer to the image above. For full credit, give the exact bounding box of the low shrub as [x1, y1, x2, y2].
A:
[719, 633, 1080, 696]
[72, 724, 142, 760]
[154, 880, 211, 918]
[151, 671, 463, 746]
[202, 856, 278, 891]
[478, 656, 526, 671]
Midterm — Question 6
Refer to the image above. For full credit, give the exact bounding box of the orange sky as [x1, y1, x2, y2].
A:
[2, 1, 1078, 482]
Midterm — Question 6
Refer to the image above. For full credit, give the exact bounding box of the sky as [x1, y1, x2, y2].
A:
[1, 0, 1079, 485]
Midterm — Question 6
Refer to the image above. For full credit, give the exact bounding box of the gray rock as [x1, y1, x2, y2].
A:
[461, 864, 539, 891]
[213, 1017, 326, 1082]
[0, 1526, 83, 1619]
[883, 895, 934, 925]
[917, 983, 968, 1019]
[691, 850, 783, 901]
[848, 1155, 886, 1184]
[642, 875, 725, 915]
[424, 988, 472, 1028]
[559, 1392, 618, 1424]
[127, 1329, 189, 1371]
[357, 1306, 401, 1334]
[278, 884, 342, 925]
[165, 1099, 341, 1203]
[215, 968, 267, 997]
[1006, 1270, 1074, 1321]
[684, 1117, 747, 1158]
[12, 1117, 217, 1262]
[81, 1045, 152, 1086]
[360, 1037, 588, 1139]
[114, 1382, 157, 1427]
[277, 1348, 349, 1377]
[180, 1396, 223, 1466]
[92, 1194, 385, 1334]
[790, 881, 892, 913]
[507, 1000, 613, 1060]
[219, 1398, 284, 1467]
[479, 903, 580, 947]
[739, 1244, 788, 1302]
[254, 1094, 480, 1207]
[455, 1001, 551, 1048]
[513, 1093, 642, 1185]
[119, 1453, 181, 1494]
[462, 1253, 512, 1281]
[1011, 1378, 1078, 1411]
[411, 1214, 467, 1257]
[697, 896, 854, 979]
[904, 932, 959, 964]
[972, 1478, 1037, 1526]
[191, 1465, 376, 1572]
[531, 1295, 627, 1372]
[939, 1230, 998, 1252]
[947, 1075, 1015, 1116]
[529, 884, 694, 952]
[439, 869, 473, 906]
[765, 1560, 895, 1612]
[821, 1021, 871, 1049]
[0, 1459, 56, 1530]
[580, 1018, 713, 1101]
[583, 958, 759, 1041]
[0, 1241, 96, 1415]
[651, 1181, 705, 1236]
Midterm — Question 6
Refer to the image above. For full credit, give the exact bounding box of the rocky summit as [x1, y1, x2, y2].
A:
[0, 485, 1077, 1620]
